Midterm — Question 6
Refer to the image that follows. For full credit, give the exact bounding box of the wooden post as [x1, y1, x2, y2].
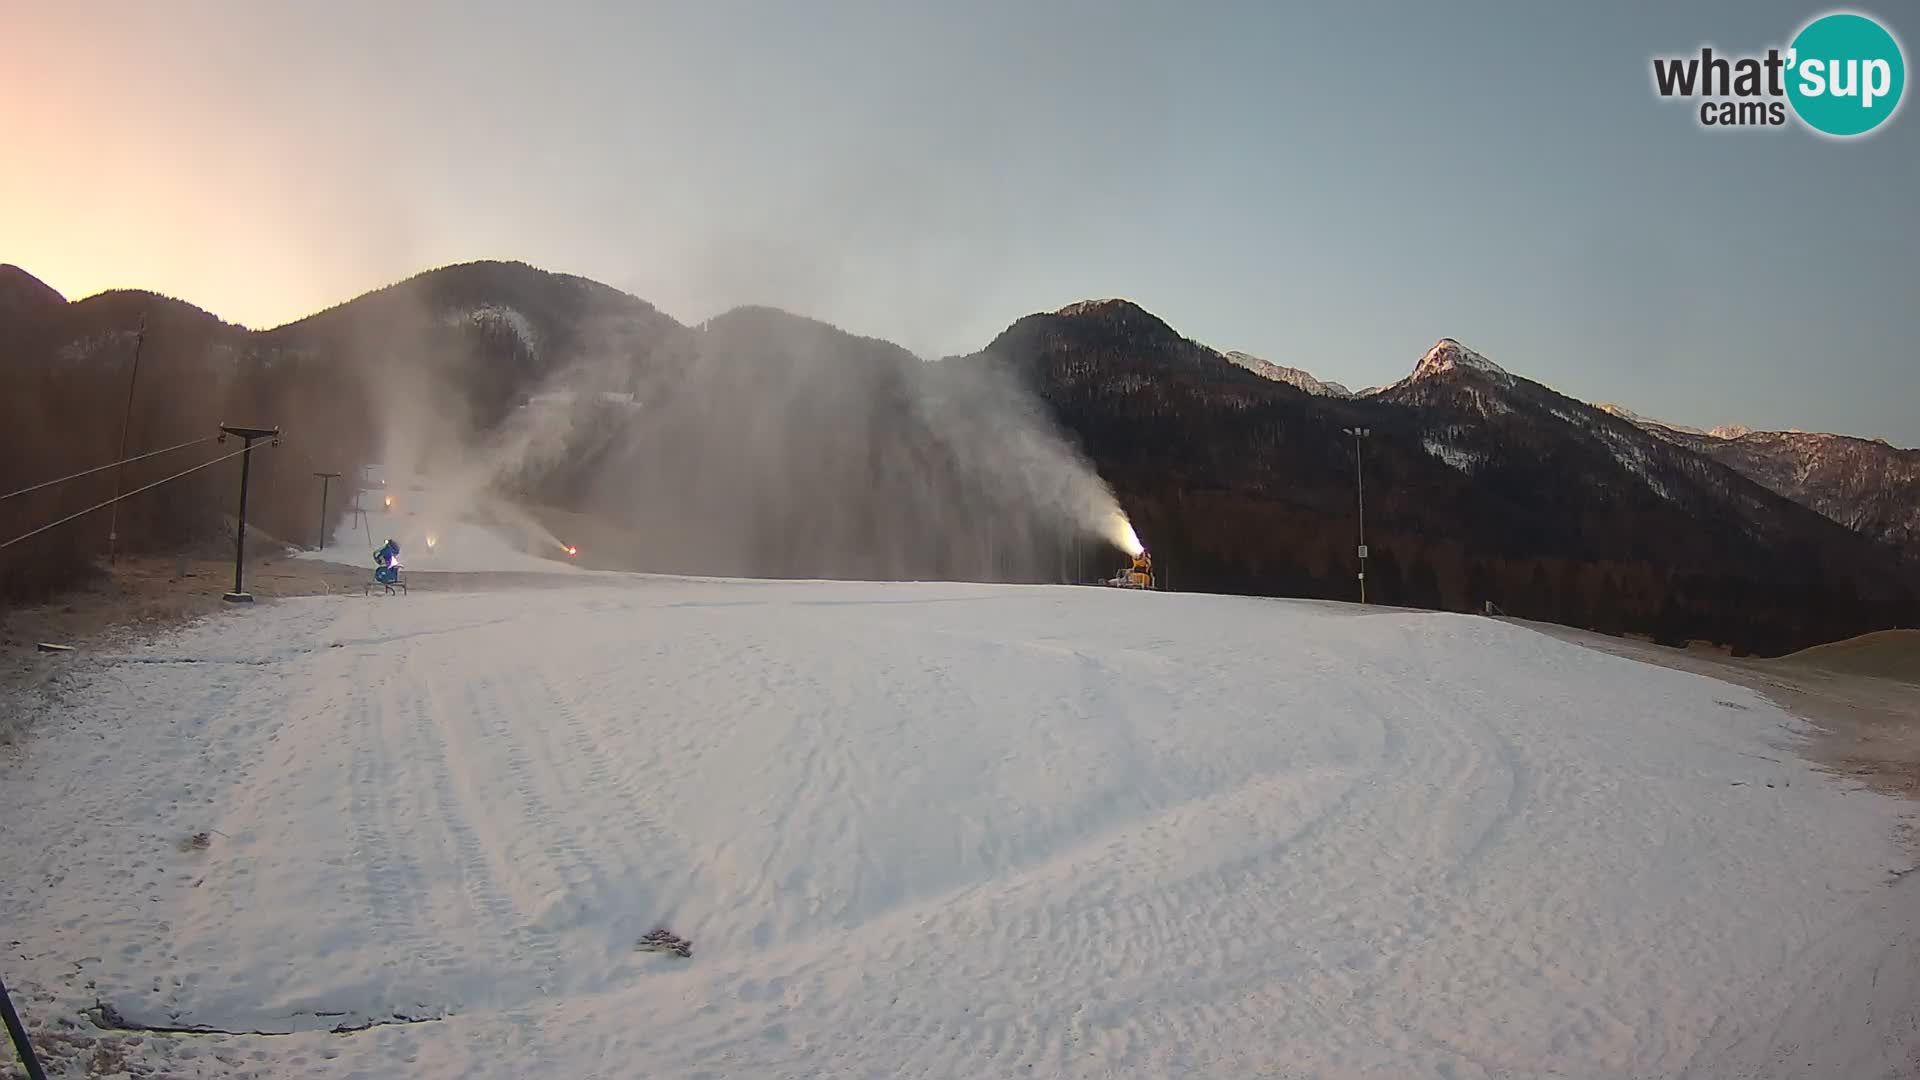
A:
[0, 975, 48, 1080]
[106, 318, 147, 564]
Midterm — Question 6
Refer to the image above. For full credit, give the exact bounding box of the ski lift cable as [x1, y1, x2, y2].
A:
[0, 436, 216, 503]
[0, 441, 270, 552]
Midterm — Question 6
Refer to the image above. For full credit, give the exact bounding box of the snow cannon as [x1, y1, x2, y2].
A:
[373, 538, 402, 584]
[1108, 550, 1153, 590]
[367, 537, 407, 596]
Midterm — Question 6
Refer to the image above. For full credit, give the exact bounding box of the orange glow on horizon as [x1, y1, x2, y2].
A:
[0, 10, 428, 331]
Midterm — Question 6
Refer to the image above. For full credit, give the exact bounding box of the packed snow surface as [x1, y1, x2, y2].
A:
[2, 579, 1915, 1079]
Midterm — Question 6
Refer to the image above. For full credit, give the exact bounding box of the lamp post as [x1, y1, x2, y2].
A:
[313, 471, 340, 551]
[218, 424, 280, 603]
[1343, 426, 1371, 604]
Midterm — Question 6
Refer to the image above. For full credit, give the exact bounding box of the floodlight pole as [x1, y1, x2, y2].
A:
[313, 471, 340, 551]
[219, 425, 280, 603]
[1344, 427, 1371, 604]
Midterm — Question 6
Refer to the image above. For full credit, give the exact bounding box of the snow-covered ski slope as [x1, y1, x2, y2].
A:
[2, 579, 1915, 1079]
[297, 487, 583, 575]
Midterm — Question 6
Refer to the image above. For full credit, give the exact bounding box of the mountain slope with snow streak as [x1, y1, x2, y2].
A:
[1372, 338, 1906, 575]
[1221, 350, 1353, 397]
[1650, 427, 1920, 551]
[1581, 405, 1915, 549]
[1597, 402, 1712, 437]
[0, 579, 1914, 1079]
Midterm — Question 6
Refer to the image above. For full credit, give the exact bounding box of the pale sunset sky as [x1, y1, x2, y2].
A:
[4, 1, 1915, 442]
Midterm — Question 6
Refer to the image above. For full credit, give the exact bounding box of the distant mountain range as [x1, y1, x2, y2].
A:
[1, 260, 1912, 652]
[1589, 403, 1919, 550]
[1178, 324, 1918, 560]
[965, 298, 1913, 652]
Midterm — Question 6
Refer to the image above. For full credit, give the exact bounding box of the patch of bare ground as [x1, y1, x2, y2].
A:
[1781, 629, 1920, 685]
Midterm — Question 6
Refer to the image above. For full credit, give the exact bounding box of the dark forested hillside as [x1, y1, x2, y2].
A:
[2, 282, 273, 597]
[0, 263, 66, 321]
[0, 262, 677, 601]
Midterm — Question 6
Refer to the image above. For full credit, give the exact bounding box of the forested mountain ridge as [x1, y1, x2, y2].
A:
[3, 263, 1911, 654]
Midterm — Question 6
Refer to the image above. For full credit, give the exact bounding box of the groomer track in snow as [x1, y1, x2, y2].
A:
[1, 578, 1915, 1078]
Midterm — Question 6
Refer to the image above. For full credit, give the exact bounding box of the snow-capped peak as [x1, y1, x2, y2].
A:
[1222, 351, 1352, 397]
[1055, 298, 1134, 318]
[1709, 424, 1751, 440]
[1410, 338, 1506, 381]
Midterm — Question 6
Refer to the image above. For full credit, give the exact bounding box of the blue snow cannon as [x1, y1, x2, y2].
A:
[374, 539, 401, 585]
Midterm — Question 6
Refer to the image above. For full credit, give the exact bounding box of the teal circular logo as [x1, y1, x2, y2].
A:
[1787, 12, 1906, 136]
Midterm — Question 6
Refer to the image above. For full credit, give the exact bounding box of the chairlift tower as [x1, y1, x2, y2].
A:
[346, 464, 375, 548]
[218, 424, 279, 603]
[313, 471, 341, 551]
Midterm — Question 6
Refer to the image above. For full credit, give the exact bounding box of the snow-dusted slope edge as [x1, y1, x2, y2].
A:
[0, 581, 1913, 1079]
[1222, 350, 1352, 397]
[1598, 403, 1754, 442]
[1599, 402, 1710, 436]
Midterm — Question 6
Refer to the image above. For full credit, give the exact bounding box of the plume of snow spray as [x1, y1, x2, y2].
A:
[1103, 510, 1145, 557]
[368, 298, 628, 560]
[367, 287, 1141, 581]
[905, 345, 1146, 574]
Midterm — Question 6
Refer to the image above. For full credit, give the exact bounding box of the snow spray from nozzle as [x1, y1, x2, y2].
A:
[1102, 509, 1145, 557]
